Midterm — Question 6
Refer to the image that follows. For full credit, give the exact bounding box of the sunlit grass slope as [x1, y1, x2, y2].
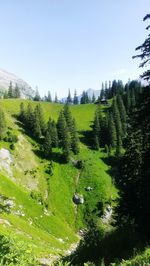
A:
[0, 99, 117, 259]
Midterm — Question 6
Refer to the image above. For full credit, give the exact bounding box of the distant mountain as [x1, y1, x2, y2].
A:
[0, 69, 35, 99]
[61, 88, 100, 103]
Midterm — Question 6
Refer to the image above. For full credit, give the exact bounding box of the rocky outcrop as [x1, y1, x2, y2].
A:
[0, 69, 35, 99]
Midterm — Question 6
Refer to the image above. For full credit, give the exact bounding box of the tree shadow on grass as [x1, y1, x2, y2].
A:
[33, 148, 66, 165]
[63, 225, 147, 266]
[78, 130, 94, 149]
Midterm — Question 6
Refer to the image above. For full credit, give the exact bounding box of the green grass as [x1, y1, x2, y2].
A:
[0, 99, 117, 260]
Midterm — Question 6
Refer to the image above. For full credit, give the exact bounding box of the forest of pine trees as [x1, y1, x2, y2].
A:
[92, 80, 142, 155]
[19, 102, 79, 162]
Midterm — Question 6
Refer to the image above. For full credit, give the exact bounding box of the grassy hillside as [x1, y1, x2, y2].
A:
[0, 99, 117, 262]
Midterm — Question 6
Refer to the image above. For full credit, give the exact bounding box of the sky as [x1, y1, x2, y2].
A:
[0, 0, 149, 98]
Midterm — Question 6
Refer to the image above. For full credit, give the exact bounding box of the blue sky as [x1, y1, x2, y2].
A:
[0, 0, 149, 98]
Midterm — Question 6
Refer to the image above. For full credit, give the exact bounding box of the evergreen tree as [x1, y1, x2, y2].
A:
[43, 131, 52, 158]
[93, 110, 100, 150]
[34, 104, 46, 135]
[34, 87, 41, 101]
[100, 83, 105, 99]
[33, 108, 42, 139]
[73, 89, 78, 104]
[133, 14, 150, 82]
[71, 118, 79, 154]
[8, 81, 13, 98]
[0, 108, 6, 139]
[57, 110, 71, 162]
[63, 104, 73, 132]
[80, 91, 86, 104]
[14, 84, 21, 98]
[66, 89, 72, 104]
[92, 93, 96, 103]
[47, 118, 58, 147]
[108, 113, 117, 148]
[54, 93, 58, 103]
[112, 98, 122, 139]
[19, 102, 25, 122]
[47, 91, 52, 102]
[26, 103, 34, 130]
[116, 94, 127, 135]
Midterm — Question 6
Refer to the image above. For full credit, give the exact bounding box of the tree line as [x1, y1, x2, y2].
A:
[92, 80, 143, 155]
[19, 102, 79, 162]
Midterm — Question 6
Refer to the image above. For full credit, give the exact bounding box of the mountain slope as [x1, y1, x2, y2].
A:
[0, 99, 117, 262]
[0, 69, 35, 98]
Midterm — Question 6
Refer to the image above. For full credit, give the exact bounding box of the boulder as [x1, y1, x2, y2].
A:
[73, 194, 84, 204]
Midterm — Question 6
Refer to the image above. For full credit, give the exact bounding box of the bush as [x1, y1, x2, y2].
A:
[76, 160, 84, 169]
[4, 131, 18, 143]
[0, 235, 39, 265]
[10, 143, 15, 150]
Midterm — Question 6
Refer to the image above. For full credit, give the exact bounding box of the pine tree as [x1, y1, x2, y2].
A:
[47, 91, 52, 102]
[116, 94, 127, 135]
[93, 110, 100, 149]
[33, 108, 42, 139]
[19, 102, 25, 122]
[26, 103, 34, 130]
[73, 90, 78, 104]
[67, 89, 72, 104]
[34, 87, 41, 101]
[54, 93, 58, 103]
[112, 98, 122, 140]
[8, 81, 13, 98]
[71, 118, 79, 154]
[108, 113, 117, 148]
[57, 110, 71, 162]
[80, 91, 86, 104]
[100, 82, 105, 99]
[63, 104, 73, 132]
[43, 131, 52, 158]
[92, 93, 96, 103]
[0, 108, 6, 139]
[14, 84, 21, 98]
[47, 118, 58, 147]
[34, 104, 46, 135]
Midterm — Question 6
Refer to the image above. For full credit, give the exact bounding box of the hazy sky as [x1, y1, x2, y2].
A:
[0, 0, 149, 98]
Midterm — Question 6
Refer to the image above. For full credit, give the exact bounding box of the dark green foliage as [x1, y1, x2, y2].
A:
[14, 84, 21, 98]
[116, 94, 127, 135]
[57, 110, 71, 162]
[47, 118, 58, 147]
[4, 131, 18, 143]
[73, 89, 79, 104]
[0, 235, 39, 265]
[71, 118, 79, 154]
[19, 102, 25, 122]
[92, 93, 96, 103]
[100, 83, 105, 100]
[43, 131, 52, 158]
[10, 143, 15, 150]
[34, 87, 41, 101]
[93, 111, 100, 150]
[133, 14, 150, 82]
[47, 91, 52, 102]
[57, 105, 79, 161]
[117, 87, 150, 235]
[67, 89, 72, 104]
[54, 93, 58, 103]
[80, 91, 90, 104]
[26, 103, 34, 131]
[8, 81, 13, 98]
[0, 108, 6, 140]
[108, 113, 117, 148]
